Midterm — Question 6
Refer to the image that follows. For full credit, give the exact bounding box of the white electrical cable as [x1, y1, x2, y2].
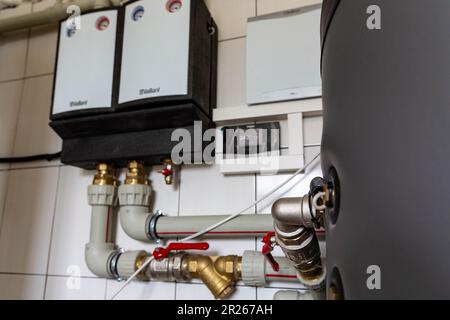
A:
[110, 153, 321, 300]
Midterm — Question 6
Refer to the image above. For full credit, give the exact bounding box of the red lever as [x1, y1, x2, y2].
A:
[153, 242, 210, 261]
[161, 168, 173, 177]
[262, 232, 280, 272]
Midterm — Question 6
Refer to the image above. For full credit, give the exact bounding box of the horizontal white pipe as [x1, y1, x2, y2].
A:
[263, 256, 299, 282]
[155, 215, 274, 239]
[0, 0, 103, 34]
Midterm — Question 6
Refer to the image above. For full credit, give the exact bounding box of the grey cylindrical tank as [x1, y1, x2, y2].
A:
[321, 0, 450, 299]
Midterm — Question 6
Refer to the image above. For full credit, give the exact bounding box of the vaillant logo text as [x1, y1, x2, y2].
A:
[70, 100, 88, 107]
[140, 87, 161, 95]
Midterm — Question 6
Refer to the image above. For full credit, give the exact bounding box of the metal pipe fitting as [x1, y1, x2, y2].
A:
[275, 225, 323, 281]
[184, 255, 237, 300]
[124, 161, 149, 186]
[161, 159, 174, 185]
[271, 194, 324, 287]
[272, 196, 316, 230]
[118, 161, 152, 242]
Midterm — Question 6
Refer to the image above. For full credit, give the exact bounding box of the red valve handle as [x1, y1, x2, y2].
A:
[153, 242, 210, 261]
[261, 232, 280, 272]
[161, 168, 173, 177]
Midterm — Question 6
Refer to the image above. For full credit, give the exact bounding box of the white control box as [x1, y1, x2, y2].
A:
[52, 9, 119, 118]
[246, 5, 322, 105]
[118, 0, 191, 106]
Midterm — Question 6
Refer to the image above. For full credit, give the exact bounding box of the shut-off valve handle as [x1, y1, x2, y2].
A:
[262, 232, 280, 272]
[153, 242, 210, 261]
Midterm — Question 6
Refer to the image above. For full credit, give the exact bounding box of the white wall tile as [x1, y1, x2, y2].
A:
[26, 24, 58, 77]
[0, 80, 23, 170]
[176, 283, 256, 300]
[106, 280, 175, 300]
[205, 0, 255, 41]
[12, 74, 61, 158]
[178, 164, 256, 259]
[48, 166, 95, 277]
[0, 274, 45, 300]
[0, 167, 59, 274]
[0, 30, 28, 82]
[217, 38, 246, 108]
[180, 164, 255, 215]
[304, 146, 321, 164]
[304, 116, 323, 146]
[148, 165, 180, 216]
[257, 0, 322, 15]
[45, 276, 106, 300]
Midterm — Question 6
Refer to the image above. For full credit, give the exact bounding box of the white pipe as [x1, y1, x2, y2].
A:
[273, 290, 325, 300]
[0, 0, 106, 34]
[241, 251, 302, 286]
[155, 215, 274, 239]
[119, 206, 152, 242]
[118, 184, 152, 242]
[85, 184, 118, 278]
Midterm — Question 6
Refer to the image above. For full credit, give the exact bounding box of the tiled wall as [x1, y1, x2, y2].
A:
[0, 0, 323, 300]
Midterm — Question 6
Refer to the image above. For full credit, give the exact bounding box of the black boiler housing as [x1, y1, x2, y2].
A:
[49, 0, 218, 169]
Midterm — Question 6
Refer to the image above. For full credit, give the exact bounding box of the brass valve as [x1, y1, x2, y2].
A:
[184, 255, 241, 300]
[93, 163, 117, 186]
[125, 161, 149, 185]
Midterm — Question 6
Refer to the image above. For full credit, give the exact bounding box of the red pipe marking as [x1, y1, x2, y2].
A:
[157, 231, 273, 235]
[265, 274, 298, 279]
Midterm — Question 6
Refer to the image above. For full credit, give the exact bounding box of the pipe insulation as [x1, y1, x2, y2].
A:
[155, 215, 274, 239]
[0, 0, 105, 34]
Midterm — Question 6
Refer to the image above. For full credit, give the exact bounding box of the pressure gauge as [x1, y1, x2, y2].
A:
[96, 16, 110, 31]
[132, 6, 145, 21]
[167, 0, 182, 13]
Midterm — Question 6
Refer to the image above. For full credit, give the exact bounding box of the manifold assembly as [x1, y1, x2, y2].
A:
[85, 160, 330, 300]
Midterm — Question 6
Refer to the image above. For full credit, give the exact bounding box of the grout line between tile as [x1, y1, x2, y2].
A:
[43, 166, 62, 300]
[7, 163, 63, 172]
[219, 35, 246, 43]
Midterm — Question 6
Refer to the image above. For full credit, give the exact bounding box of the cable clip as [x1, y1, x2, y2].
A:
[153, 242, 210, 261]
[262, 232, 280, 272]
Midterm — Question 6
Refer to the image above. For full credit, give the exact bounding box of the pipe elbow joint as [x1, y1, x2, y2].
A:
[85, 242, 117, 278]
[119, 206, 152, 242]
[118, 183, 152, 242]
[271, 195, 315, 231]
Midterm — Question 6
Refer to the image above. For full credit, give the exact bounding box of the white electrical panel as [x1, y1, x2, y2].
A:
[246, 5, 322, 105]
[118, 0, 191, 105]
[52, 10, 118, 117]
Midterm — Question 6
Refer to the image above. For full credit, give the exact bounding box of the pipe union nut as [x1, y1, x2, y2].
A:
[118, 184, 152, 207]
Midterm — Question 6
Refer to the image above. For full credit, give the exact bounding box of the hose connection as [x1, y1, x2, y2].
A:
[125, 161, 149, 185]
[161, 159, 174, 185]
[93, 163, 118, 186]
